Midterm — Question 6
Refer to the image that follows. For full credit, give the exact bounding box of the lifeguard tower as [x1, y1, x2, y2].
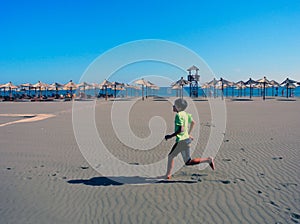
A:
[187, 65, 200, 97]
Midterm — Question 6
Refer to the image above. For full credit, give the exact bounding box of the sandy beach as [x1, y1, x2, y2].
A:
[0, 98, 299, 224]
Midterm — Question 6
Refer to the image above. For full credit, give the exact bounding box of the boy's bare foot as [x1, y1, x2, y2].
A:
[209, 157, 215, 170]
[167, 175, 172, 180]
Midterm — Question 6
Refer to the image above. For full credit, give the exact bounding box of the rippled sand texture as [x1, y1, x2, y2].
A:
[0, 99, 299, 224]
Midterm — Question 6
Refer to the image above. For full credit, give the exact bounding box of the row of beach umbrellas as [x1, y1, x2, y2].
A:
[172, 77, 299, 100]
[1, 77, 299, 100]
[0, 79, 160, 100]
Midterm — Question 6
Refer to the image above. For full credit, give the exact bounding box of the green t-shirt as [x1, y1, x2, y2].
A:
[175, 111, 193, 142]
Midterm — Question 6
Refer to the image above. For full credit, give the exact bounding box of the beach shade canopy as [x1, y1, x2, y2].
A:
[32, 81, 49, 97]
[218, 78, 234, 90]
[63, 80, 77, 98]
[99, 79, 113, 100]
[280, 78, 297, 98]
[134, 78, 153, 87]
[32, 81, 49, 89]
[171, 77, 190, 98]
[269, 80, 280, 86]
[207, 78, 218, 86]
[234, 81, 246, 97]
[288, 83, 297, 89]
[268, 80, 280, 96]
[171, 84, 182, 90]
[49, 82, 64, 88]
[245, 78, 258, 99]
[20, 83, 33, 88]
[0, 81, 18, 89]
[124, 83, 140, 90]
[201, 83, 210, 89]
[172, 77, 190, 87]
[235, 80, 245, 86]
[256, 76, 270, 84]
[49, 82, 64, 97]
[217, 78, 232, 99]
[0, 82, 18, 99]
[280, 78, 297, 86]
[134, 78, 154, 100]
[146, 81, 159, 95]
[150, 85, 160, 90]
[245, 78, 258, 86]
[111, 81, 125, 98]
[64, 80, 77, 89]
[99, 79, 113, 88]
[205, 78, 219, 98]
[77, 81, 92, 88]
[77, 82, 92, 96]
[20, 83, 33, 95]
[218, 78, 232, 86]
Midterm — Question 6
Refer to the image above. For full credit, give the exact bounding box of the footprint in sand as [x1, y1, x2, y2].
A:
[80, 166, 89, 169]
[272, 157, 283, 160]
[222, 158, 231, 162]
[233, 178, 245, 184]
[291, 213, 300, 223]
[257, 172, 265, 178]
[191, 173, 208, 177]
[280, 183, 298, 188]
[242, 158, 248, 164]
[129, 162, 140, 165]
[191, 173, 208, 182]
[218, 180, 231, 184]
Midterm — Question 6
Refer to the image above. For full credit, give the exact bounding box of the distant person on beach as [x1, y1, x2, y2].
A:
[164, 98, 215, 179]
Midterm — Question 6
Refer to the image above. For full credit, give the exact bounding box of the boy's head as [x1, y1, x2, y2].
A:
[173, 98, 188, 112]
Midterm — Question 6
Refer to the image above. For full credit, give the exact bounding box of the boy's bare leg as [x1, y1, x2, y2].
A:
[166, 156, 175, 179]
[185, 157, 215, 170]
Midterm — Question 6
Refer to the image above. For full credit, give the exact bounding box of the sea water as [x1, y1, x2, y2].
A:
[1, 86, 299, 99]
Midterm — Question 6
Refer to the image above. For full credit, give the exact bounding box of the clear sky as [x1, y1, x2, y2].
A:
[1, 0, 299, 85]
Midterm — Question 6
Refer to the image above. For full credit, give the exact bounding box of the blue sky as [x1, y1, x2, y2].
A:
[1, 0, 299, 85]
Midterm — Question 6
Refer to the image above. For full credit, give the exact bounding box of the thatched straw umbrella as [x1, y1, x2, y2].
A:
[269, 80, 280, 97]
[171, 77, 190, 99]
[134, 78, 153, 100]
[245, 78, 258, 99]
[0, 81, 18, 100]
[201, 83, 210, 97]
[235, 81, 246, 97]
[280, 78, 297, 98]
[49, 82, 63, 98]
[32, 81, 49, 98]
[64, 80, 77, 98]
[207, 78, 218, 98]
[99, 79, 112, 100]
[218, 78, 232, 100]
[256, 76, 270, 100]
[20, 83, 32, 97]
[111, 82, 124, 98]
[77, 82, 92, 98]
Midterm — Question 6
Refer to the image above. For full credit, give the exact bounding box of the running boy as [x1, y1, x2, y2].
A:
[164, 98, 215, 179]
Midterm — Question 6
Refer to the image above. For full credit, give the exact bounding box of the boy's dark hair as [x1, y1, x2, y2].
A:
[174, 98, 188, 111]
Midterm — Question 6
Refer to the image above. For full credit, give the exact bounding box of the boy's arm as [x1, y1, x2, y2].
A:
[165, 126, 183, 140]
[188, 119, 195, 140]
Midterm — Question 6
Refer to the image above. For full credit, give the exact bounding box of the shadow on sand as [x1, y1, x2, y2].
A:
[67, 176, 197, 186]
[231, 98, 254, 101]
